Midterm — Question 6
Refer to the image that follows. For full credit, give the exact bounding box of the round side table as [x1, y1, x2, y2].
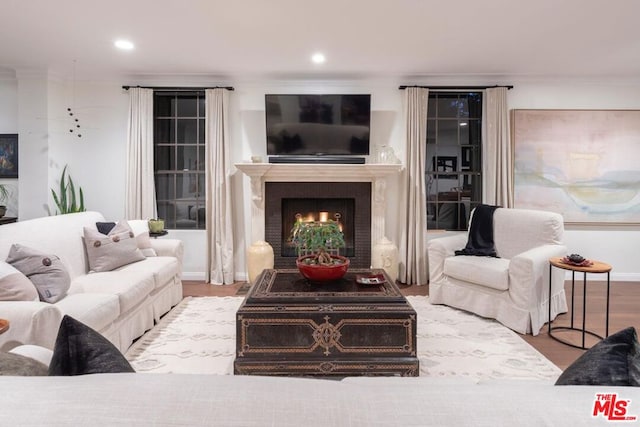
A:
[548, 257, 612, 349]
[0, 318, 9, 335]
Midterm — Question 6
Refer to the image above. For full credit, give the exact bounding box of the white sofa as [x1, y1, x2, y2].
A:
[0, 374, 637, 426]
[0, 211, 183, 353]
[428, 207, 568, 336]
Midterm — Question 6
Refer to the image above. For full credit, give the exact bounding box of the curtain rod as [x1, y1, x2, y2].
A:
[122, 85, 235, 91]
[398, 84, 513, 90]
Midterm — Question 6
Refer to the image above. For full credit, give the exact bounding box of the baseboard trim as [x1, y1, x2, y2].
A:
[181, 271, 248, 282]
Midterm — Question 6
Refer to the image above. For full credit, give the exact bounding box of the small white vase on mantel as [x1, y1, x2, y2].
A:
[375, 145, 400, 164]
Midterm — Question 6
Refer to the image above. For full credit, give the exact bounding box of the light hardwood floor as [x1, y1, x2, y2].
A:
[183, 279, 640, 371]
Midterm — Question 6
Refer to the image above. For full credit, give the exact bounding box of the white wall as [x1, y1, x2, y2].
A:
[2, 74, 639, 281]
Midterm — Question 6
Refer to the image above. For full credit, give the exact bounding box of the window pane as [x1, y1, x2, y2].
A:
[155, 174, 175, 200]
[177, 96, 198, 117]
[198, 97, 206, 117]
[155, 145, 174, 171]
[427, 97, 437, 116]
[467, 119, 482, 144]
[427, 119, 436, 144]
[177, 145, 199, 170]
[198, 146, 205, 170]
[436, 120, 459, 145]
[155, 94, 176, 117]
[155, 119, 174, 144]
[197, 173, 205, 196]
[157, 202, 174, 227]
[437, 96, 459, 118]
[177, 119, 198, 144]
[199, 119, 205, 144]
[468, 94, 482, 118]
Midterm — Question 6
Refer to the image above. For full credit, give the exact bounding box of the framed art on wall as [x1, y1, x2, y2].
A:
[512, 110, 640, 224]
[0, 134, 18, 178]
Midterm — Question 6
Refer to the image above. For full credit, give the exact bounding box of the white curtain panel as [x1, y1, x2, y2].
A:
[483, 87, 514, 207]
[125, 87, 157, 220]
[398, 87, 429, 285]
[205, 89, 234, 284]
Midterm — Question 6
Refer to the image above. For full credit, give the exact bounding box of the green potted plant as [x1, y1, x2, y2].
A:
[289, 219, 349, 282]
[50, 165, 85, 215]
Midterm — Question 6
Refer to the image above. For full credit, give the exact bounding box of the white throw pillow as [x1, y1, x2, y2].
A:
[0, 260, 38, 301]
[83, 222, 145, 272]
[127, 220, 157, 257]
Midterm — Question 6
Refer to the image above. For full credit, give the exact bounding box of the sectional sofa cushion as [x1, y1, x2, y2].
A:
[71, 269, 155, 315]
[83, 222, 145, 272]
[48, 315, 135, 376]
[0, 261, 38, 301]
[555, 326, 640, 386]
[6, 244, 71, 303]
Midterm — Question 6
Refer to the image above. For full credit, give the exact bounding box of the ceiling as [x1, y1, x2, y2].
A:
[1, 0, 639, 82]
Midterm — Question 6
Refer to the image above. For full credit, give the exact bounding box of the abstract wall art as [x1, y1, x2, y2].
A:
[512, 110, 640, 224]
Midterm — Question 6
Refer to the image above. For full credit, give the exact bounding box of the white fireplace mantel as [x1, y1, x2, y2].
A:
[236, 162, 404, 258]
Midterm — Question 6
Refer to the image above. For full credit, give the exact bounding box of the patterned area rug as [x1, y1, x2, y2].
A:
[125, 296, 561, 381]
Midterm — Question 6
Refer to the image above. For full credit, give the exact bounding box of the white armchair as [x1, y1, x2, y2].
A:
[428, 207, 568, 335]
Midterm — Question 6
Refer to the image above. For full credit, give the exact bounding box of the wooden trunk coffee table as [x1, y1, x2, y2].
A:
[234, 268, 419, 377]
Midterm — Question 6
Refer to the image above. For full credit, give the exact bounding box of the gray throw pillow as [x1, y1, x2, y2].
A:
[83, 222, 145, 272]
[6, 244, 70, 303]
[556, 326, 640, 386]
[0, 260, 38, 301]
[49, 315, 135, 376]
[0, 351, 49, 376]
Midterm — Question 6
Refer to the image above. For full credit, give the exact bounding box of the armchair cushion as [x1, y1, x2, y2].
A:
[444, 256, 510, 291]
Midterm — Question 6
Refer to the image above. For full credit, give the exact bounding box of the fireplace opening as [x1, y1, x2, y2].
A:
[265, 182, 371, 269]
[281, 198, 356, 258]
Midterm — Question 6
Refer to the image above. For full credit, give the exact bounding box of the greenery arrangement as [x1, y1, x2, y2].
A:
[50, 165, 85, 215]
[289, 219, 346, 265]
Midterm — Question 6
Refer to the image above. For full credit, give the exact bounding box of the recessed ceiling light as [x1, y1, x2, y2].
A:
[311, 52, 326, 64]
[114, 39, 135, 50]
[459, 122, 468, 127]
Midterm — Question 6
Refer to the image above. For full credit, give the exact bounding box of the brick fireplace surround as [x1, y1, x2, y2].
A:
[236, 163, 403, 268]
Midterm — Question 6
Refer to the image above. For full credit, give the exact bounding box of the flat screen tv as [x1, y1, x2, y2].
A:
[265, 94, 371, 157]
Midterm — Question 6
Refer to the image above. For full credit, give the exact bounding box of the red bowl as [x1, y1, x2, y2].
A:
[296, 255, 350, 282]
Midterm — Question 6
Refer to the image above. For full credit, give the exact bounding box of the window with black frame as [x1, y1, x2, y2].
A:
[153, 91, 206, 230]
[426, 92, 482, 231]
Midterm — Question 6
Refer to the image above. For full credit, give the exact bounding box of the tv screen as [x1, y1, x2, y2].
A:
[266, 94, 371, 156]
